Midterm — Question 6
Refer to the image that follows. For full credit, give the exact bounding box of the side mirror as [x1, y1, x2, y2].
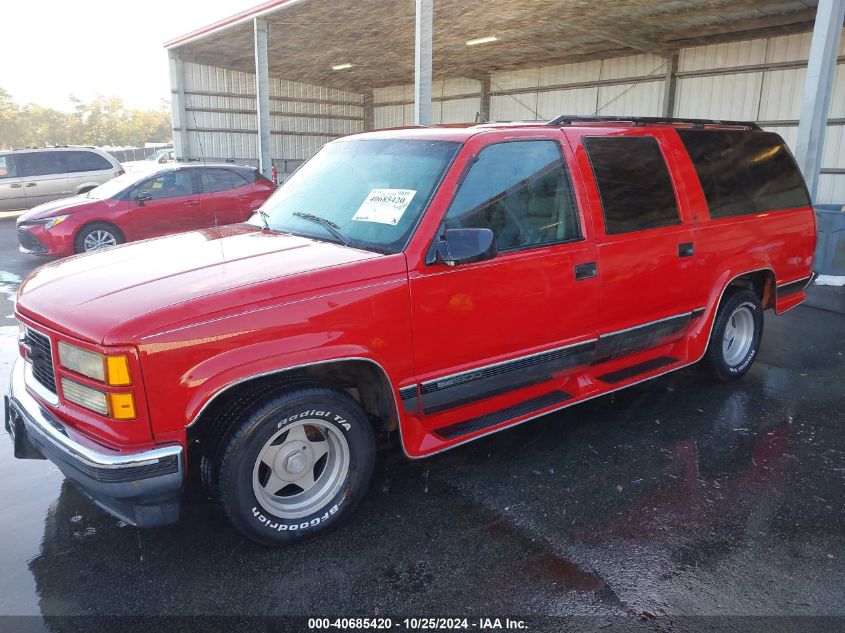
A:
[426, 227, 497, 266]
[158, 156, 167, 164]
[136, 191, 153, 206]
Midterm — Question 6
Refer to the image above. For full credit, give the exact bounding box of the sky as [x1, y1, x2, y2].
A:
[1, 0, 260, 111]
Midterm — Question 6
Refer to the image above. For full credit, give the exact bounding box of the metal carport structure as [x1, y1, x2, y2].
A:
[164, 0, 845, 203]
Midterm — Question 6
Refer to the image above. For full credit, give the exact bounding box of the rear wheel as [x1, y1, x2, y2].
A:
[703, 289, 763, 381]
[74, 222, 124, 253]
[216, 386, 375, 546]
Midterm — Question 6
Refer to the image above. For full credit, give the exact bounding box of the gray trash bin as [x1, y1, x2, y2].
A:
[814, 205, 845, 276]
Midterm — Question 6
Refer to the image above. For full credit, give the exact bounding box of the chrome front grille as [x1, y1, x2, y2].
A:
[24, 327, 57, 394]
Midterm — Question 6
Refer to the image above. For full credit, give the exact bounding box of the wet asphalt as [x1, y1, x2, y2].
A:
[1, 215, 844, 631]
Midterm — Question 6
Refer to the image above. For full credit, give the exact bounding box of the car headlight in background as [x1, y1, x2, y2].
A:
[58, 342, 132, 386]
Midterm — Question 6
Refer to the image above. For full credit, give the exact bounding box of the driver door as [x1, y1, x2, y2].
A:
[408, 134, 598, 419]
[129, 169, 203, 239]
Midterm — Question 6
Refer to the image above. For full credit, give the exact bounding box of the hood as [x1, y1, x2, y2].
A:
[16, 224, 389, 345]
[18, 196, 101, 222]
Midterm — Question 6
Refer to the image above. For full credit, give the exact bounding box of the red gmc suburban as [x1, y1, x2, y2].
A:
[5, 116, 816, 546]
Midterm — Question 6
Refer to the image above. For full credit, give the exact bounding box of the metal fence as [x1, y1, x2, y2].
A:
[105, 146, 173, 163]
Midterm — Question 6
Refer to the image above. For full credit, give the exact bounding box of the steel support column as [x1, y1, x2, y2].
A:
[414, 0, 433, 126]
[795, 0, 845, 201]
[661, 52, 679, 118]
[254, 17, 273, 178]
[168, 50, 190, 160]
[479, 74, 491, 123]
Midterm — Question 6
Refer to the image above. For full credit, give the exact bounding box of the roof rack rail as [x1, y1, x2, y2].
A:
[546, 115, 761, 130]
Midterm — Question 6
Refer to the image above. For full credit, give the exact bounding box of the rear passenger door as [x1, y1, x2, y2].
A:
[129, 169, 203, 239]
[197, 168, 256, 226]
[409, 134, 598, 418]
[568, 128, 700, 360]
[15, 151, 70, 207]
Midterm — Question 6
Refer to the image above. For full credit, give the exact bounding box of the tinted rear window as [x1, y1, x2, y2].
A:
[584, 136, 680, 235]
[63, 150, 113, 173]
[676, 129, 810, 218]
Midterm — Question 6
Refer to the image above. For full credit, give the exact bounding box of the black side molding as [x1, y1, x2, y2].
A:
[434, 390, 573, 440]
[597, 356, 678, 384]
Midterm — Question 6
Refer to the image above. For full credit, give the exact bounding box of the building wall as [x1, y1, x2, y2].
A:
[369, 30, 845, 203]
[174, 61, 365, 178]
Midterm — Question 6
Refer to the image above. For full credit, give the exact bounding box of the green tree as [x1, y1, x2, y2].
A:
[0, 89, 171, 149]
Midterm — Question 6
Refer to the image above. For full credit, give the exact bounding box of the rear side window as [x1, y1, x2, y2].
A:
[200, 169, 249, 193]
[444, 140, 581, 251]
[677, 129, 811, 218]
[0, 155, 17, 179]
[16, 151, 65, 177]
[63, 150, 113, 173]
[584, 136, 680, 235]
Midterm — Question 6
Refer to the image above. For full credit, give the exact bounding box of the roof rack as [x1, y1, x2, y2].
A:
[546, 115, 761, 130]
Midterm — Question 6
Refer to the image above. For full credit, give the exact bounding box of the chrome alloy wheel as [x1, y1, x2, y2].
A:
[251, 420, 350, 519]
[722, 305, 755, 366]
[83, 229, 117, 251]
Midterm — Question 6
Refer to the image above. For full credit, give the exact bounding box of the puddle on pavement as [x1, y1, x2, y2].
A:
[0, 271, 21, 319]
[0, 325, 64, 616]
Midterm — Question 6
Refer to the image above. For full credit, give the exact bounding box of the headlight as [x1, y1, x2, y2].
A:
[57, 342, 132, 386]
[60, 378, 137, 420]
[61, 378, 109, 415]
[44, 215, 70, 229]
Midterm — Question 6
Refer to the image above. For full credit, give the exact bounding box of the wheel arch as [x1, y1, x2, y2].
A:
[187, 357, 402, 444]
[73, 220, 125, 251]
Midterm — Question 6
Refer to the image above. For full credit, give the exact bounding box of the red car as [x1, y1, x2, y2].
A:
[6, 117, 816, 546]
[15, 164, 276, 256]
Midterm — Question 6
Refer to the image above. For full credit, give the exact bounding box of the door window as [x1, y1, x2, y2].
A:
[63, 150, 113, 173]
[200, 169, 249, 193]
[0, 156, 18, 179]
[137, 171, 194, 200]
[444, 140, 581, 251]
[16, 151, 65, 177]
[584, 136, 680, 235]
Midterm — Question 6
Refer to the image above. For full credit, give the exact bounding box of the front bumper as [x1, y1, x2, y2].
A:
[4, 356, 184, 527]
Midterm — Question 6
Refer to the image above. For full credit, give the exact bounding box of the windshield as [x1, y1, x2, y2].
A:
[84, 172, 147, 199]
[147, 149, 168, 161]
[255, 138, 460, 253]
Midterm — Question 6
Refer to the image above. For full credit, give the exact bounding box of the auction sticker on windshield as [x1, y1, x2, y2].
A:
[352, 189, 416, 225]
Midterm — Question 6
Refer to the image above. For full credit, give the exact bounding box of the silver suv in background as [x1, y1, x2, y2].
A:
[0, 147, 124, 211]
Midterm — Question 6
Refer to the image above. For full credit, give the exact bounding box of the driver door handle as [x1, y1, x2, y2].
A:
[25, 182, 37, 187]
[574, 262, 597, 280]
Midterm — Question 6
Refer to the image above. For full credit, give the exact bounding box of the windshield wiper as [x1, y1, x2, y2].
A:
[256, 208, 271, 230]
[292, 211, 351, 247]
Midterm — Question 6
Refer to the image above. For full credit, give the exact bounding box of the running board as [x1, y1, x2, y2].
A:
[434, 390, 573, 440]
[596, 355, 678, 384]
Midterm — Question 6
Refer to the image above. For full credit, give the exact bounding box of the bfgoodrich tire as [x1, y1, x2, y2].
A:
[216, 386, 375, 546]
[703, 289, 763, 382]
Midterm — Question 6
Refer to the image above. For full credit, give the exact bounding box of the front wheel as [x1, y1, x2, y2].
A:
[216, 386, 375, 546]
[74, 222, 124, 253]
[703, 289, 763, 381]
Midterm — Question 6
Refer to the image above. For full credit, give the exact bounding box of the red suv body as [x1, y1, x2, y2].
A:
[15, 164, 276, 257]
[5, 118, 816, 544]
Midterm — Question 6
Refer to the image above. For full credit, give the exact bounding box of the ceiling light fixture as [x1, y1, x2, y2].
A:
[466, 36, 498, 46]
[332, 63, 353, 70]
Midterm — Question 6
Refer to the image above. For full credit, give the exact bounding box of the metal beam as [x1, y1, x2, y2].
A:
[168, 50, 190, 160]
[661, 52, 679, 118]
[479, 74, 491, 123]
[253, 17, 273, 179]
[414, 0, 433, 126]
[795, 0, 845, 201]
